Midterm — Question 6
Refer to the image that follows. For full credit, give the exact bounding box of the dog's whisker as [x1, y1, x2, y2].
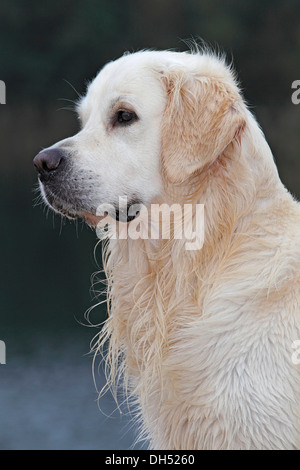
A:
[63, 79, 82, 99]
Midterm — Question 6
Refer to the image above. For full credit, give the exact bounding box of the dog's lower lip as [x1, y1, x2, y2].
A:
[78, 211, 108, 226]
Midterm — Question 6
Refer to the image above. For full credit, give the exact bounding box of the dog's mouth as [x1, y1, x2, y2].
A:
[41, 186, 141, 227]
[60, 208, 140, 227]
[49, 204, 107, 227]
[79, 205, 141, 226]
[78, 210, 108, 226]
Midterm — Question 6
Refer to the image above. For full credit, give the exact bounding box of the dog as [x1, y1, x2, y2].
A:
[34, 49, 300, 450]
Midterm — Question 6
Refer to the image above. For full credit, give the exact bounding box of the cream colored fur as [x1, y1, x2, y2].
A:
[39, 49, 300, 449]
[96, 51, 300, 450]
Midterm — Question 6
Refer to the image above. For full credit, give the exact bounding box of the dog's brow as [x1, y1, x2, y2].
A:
[111, 94, 134, 108]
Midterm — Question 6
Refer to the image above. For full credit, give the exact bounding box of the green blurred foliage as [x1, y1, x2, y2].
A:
[0, 0, 299, 350]
[1, 0, 300, 105]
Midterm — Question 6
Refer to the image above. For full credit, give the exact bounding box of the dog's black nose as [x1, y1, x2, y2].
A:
[33, 148, 63, 180]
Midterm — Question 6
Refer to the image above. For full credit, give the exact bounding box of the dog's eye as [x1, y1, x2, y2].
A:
[116, 110, 137, 126]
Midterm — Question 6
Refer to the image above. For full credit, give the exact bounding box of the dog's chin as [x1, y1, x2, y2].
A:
[52, 205, 108, 227]
[77, 210, 108, 227]
[40, 187, 106, 227]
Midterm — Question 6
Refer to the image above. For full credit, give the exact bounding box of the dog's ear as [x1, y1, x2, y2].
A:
[161, 71, 245, 183]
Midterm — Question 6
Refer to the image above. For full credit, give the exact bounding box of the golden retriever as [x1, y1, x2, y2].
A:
[34, 49, 300, 450]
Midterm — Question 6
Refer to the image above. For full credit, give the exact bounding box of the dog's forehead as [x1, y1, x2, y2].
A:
[82, 50, 234, 103]
[87, 53, 164, 103]
[79, 52, 174, 119]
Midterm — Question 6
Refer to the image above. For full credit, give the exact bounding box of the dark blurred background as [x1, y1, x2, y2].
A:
[0, 0, 299, 450]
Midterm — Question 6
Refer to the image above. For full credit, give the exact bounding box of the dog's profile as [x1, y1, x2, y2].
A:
[34, 49, 300, 450]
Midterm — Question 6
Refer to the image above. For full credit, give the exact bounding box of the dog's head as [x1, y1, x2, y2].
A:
[34, 50, 245, 225]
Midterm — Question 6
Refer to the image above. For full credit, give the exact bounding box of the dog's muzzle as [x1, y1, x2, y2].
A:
[33, 148, 141, 226]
